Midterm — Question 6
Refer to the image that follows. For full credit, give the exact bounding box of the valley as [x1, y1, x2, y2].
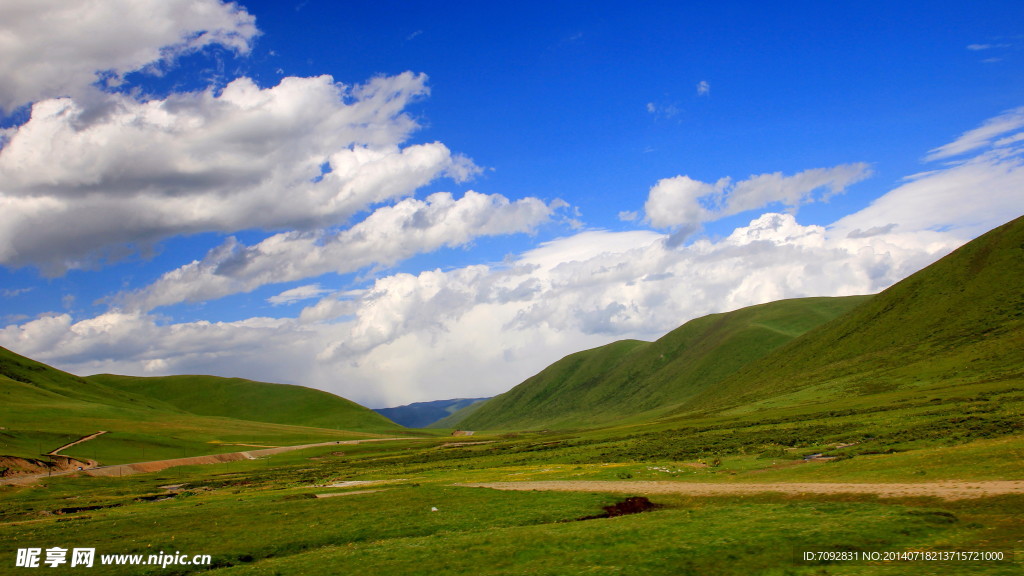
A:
[1, 215, 1022, 574]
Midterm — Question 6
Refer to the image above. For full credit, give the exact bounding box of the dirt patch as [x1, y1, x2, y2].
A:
[458, 480, 1024, 501]
[2, 437, 425, 485]
[316, 479, 407, 489]
[314, 489, 389, 499]
[0, 455, 94, 478]
[576, 496, 660, 521]
[439, 441, 495, 448]
[53, 503, 121, 515]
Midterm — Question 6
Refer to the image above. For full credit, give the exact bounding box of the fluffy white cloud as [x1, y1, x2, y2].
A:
[119, 190, 555, 311]
[0, 72, 479, 272]
[643, 164, 873, 231]
[0, 211, 967, 407]
[0, 0, 257, 112]
[3, 88, 1022, 409]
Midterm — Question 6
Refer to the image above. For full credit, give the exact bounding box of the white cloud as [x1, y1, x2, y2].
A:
[966, 43, 1011, 51]
[0, 72, 479, 272]
[120, 191, 555, 311]
[697, 80, 710, 96]
[1, 210, 966, 407]
[643, 164, 873, 231]
[11, 105, 1021, 407]
[267, 284, 333, 306]
[645, 101, 680, 119]
[0, 0, 258, 112]
[925, 106, 1024, 162]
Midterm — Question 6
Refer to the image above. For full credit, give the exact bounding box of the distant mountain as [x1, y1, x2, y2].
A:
[453, 295, 868, 430]
[428, 397, 491, 429]
[374, 398, 490, 428]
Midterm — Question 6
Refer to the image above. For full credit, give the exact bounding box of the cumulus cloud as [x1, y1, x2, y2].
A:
[644, 163, 873, 231]
[0, 72, 479, 272]
[9, 104, 1022, 407]
[696, 80, 710, 96]
[0, 0, 258, 112]
[0, 210, 967, 407]
[120, 191, 555, 311]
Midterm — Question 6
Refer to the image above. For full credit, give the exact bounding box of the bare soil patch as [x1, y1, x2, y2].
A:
[458, 480, 1024, 501]
[314, 489, 389, 499]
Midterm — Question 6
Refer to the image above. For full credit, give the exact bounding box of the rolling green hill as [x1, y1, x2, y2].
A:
[453, 295, 869, 430]
[454, 214, 1024, 431]
[88, 373, 398, 431]
[683, 214, 1024, 415]
[0, 346, 402, 463]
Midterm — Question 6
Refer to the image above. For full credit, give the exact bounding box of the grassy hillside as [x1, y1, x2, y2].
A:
[0, 346, 403, 464]
[683, 214, 1024, 415]
[89, 373, 399, 431]
[455, 296, 868, 430]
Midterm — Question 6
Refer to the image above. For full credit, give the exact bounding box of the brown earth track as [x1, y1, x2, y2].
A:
[457, 480, 1024, 500]
[45, 431, 108, 456]
[0, 437, 423, 485]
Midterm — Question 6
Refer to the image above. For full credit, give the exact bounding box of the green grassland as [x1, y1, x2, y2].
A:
[1, 421, 1021, 575]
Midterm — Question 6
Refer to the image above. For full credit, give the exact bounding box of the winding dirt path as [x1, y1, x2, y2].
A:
[45, 431, 108, 456]
[0, 437, 422, 485]
[457, 480, 1024, 501]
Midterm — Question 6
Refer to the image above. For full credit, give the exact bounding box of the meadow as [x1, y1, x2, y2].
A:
[2, 381, 1021, 575]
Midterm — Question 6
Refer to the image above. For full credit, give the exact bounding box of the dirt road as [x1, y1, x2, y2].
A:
[0, 437, 423, 485]
[45, 431, 108, 456]
[458, 480, 1024, 501]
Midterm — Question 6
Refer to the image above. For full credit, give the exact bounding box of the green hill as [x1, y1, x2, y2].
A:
[0, 346, 401, 464]
[453, 295, 869, 430]
[683, 214, 1024, 415]
[455, 215, 1024, 431]
[88, 373, 398, 431]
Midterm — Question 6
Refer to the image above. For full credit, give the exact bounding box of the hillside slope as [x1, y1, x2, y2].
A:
[683, 214, 1024, 415]
[455, 296, 868, 430]
[0, 346, 399, 463]
[88, 373, 399, 431]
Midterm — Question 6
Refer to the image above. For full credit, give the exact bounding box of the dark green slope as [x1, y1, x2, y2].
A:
[1, 345, 401, 461]
[456, 296, 868, 430]
[0, 346, 178, 411]
[88, 373, 399, 431]
[686, 214, 1024, 414]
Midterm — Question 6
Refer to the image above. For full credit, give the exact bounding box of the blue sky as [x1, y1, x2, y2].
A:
[1, 1, 1023, 407]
